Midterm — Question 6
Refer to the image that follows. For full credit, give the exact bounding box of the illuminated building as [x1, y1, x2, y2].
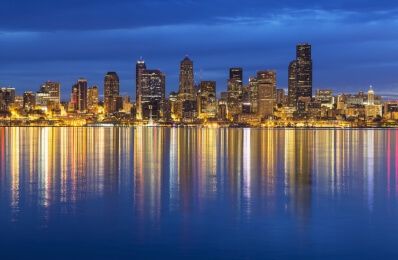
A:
[0, 87, 15, 111]
[23, 91, 35, 110]
[140, 69, 165, 120]
[315, 89, 334, 109]
[276, 89, 285, 105]
[257, 70, 276, 118]
[296, 43, 312, 100]
[249, 77, 258, 113]
[178, 56, 194, 119]
[229, 68, 243, 87]
[71, 78, 87, 112]
[227, 78, 242, 118]
[198, 81, 217, 119]
[368, 86, 374, 105]
[87, 86, 98, 114]
[136, 59, 146, 120]
[44, 81, 61, 105]
[104, 72, 121, 115]
[287, 60, 297, 107]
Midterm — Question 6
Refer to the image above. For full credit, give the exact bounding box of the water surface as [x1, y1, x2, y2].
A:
[0, 127, 397, 259]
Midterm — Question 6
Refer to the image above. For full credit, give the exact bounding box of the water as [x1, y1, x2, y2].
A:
[0, 127, 397, 259]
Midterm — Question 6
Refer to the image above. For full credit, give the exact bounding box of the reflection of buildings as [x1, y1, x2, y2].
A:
[285, 129, 312, 224]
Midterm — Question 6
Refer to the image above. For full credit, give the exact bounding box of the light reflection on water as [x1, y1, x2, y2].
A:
[0, 127, 398, 259]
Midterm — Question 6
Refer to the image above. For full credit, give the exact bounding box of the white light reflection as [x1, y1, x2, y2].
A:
[242, 128, 251, 215]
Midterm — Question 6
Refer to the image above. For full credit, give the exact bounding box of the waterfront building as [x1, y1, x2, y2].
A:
[276, 89, 285, 105]
[0, 87, 15, 111]
[257, 70, 276, 119]
[296, 43, 312, 100]
[104, 72, 121, 115]
[368, 86, 374, 105]
[177, 56, 194, 119]
[23, 91, 35, 110]
[140, 69, 165, 120]
[87, 86, 98, 114]
[249, 77, 258, 113]
[198, 81, 217, 119]
[287, 60, 297, 107]
[229, 68, 243, 87]
[227, 78, 242, 118]
[71, 78, 88, 112]
[136, 59, 146, 120]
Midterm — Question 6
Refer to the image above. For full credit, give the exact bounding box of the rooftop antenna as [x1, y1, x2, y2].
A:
[200, 68, 203, 82]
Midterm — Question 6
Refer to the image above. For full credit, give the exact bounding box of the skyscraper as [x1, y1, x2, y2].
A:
[179, 56, 194, 102]
[141, 69, 166, 120]
[177, 56, 195, 120]
[288, 60, 297, 107]
[87, 86, 98, 113]
[23, 91, 35, 110]
[104, 72, 121, 115]
[229, 68, 243, 87]
[296, 43, 312, 99]
[72, 78, 87, 112]
[136, 59, 146, 119]
[198, 81, 217, 118]
[257, 70, 276, 118]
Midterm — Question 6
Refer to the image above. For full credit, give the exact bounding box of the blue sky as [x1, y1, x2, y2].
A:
[0, 0, 397, 100]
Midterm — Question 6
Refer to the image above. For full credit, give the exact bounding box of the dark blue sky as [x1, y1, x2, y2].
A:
[0, 0, 397, 100]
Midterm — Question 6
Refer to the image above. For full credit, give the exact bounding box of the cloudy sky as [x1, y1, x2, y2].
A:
[0, 0, 397, 100]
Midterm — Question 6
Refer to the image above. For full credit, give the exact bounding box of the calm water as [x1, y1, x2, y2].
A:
[0, 127, 397, 259]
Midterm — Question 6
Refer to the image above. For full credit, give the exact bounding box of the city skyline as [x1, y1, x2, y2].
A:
[0, 1, 397, 99]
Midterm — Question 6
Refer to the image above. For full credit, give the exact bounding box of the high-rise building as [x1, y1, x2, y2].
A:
[72, 78, 87, 112]
[23, 91, 35, 110]
[227, 78, 242, 118]
[44, 81, 60, 105]
[249, 77, 258, 113]
[229, 68, 243, 87]
[136, 59, 146, 120]
[288, 60, 297, 107]
[141, 69, 166, 120]
[87, 86, 98, 113]
[198, 81, 217, 118]
[276, 89, 285, 105]
[104, 72, 121, 115]
[257, 70, 276, 118]
[296, 43, 312, 99]
[368, 86, 374, 105]
[0, 87, 15, 111]
[179, 56, 194, 102]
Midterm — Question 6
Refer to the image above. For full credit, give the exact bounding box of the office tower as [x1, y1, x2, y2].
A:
[249, 77, 258, 113]
[44, 81, 61, 105]
[288, 61, 297, 107]
[227, 78, 242, 117]
[198, 81, 217, 118]
[179, 56, 194, 101]
[72, 78, 87, 112]
[177, 56, 195, 119]
[296, 43, 312, 99]
[141, 69, 165, 120]
[87, 86, 98, 113]
[104, 72, 119, 96]
[368, 86, 374, 105]
[23, 91, 35, 110]
[229, 68, 243, 87]
[104, 72, 121, 115]
[257, 70, 276, 118]
[136, 59, 146, 120]
[276, 89, 285, 105]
